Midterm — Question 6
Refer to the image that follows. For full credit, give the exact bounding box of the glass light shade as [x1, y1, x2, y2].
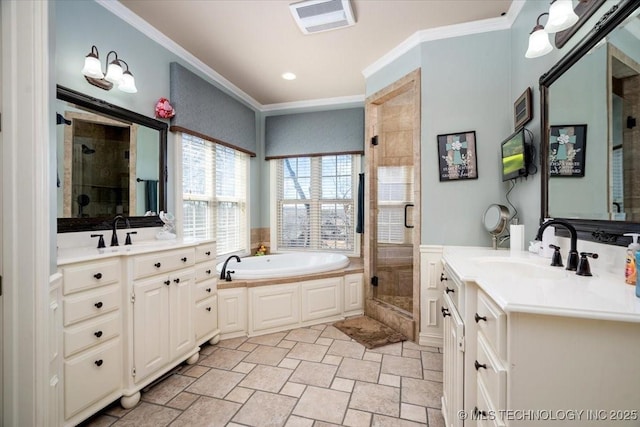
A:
[525, 28, 553, 58]
[81, 55, 104, 79]
[105, 62, 124, 84]
[118, 71, 138, 93]
[545, 0, 579, 33]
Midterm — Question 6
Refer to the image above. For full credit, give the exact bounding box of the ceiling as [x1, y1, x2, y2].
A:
[118, 0, 513, 107]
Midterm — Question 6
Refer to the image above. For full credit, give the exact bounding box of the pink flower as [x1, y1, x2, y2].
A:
[155, 97, 175, 119]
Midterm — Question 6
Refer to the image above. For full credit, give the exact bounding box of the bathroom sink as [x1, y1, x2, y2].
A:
[473, 257, 569, 280]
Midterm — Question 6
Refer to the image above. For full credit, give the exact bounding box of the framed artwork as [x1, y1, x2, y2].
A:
[549, 124, 587, 177]
[514, 87, 532, 129]
[437, 131, 478, 181]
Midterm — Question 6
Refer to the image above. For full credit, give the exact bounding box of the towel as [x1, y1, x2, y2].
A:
[145, 180, 158, 213]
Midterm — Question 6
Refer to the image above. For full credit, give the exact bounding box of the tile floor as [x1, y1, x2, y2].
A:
[82, 323, 445, 427]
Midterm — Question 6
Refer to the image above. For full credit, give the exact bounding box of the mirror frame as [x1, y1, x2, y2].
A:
[540, 0, 640, 247]
[56, 85, 168, 232]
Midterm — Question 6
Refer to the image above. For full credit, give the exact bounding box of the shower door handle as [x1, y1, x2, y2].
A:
[404, 204, 415, 229]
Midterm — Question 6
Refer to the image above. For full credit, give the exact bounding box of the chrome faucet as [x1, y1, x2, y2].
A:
[220, 255, 241, 280]
[111, 214, 129, 247]
[535, 219, 579, 271]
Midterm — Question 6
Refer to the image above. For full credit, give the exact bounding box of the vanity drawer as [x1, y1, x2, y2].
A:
[195, 295, 218, 340]
[195, 261, 217, 283]
[195, 243, 216, 263]
[64, 284, 120, 327]
[475, 379, 506, 427]
[64, 337, 122, 419]
[64, 311, 121, 358]
[194, 278, 217, 302]
[132, 248, 195, 279]
[475, 290, 506, 358]
[62, 259, 121, 295]
[476, 332, 506, 412]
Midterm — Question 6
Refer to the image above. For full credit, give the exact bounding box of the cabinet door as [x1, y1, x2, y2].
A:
[195, 295, 218, 341]
[300, 278, 342, 322]
[442, 292, 464, 427]
[133, 277, 169, 381]
[169, 272, 194, 359]
[218, 288, 247, 335]
[344, 273, 363, 313]
[250, 284, 299, 334]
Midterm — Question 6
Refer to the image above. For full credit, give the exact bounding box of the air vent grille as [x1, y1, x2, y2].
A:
[290, 0, 356, 35]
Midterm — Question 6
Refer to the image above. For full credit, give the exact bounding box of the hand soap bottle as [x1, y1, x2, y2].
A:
[624, 233, 640, 285]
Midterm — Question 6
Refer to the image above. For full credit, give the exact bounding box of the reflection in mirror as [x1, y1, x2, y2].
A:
[541, 0, 640, 245]
[56, 86, 167, 232]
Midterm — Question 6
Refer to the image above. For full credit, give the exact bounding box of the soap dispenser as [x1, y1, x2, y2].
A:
[624, 233, 640, 285]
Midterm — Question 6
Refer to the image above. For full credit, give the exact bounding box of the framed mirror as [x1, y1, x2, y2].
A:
[56, 85, 168, 232]
[541, 0, 640, 246]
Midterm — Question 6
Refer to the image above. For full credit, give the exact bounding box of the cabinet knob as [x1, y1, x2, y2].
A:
[181, 257, 187, 262]
[94, 331, 103, 338]
[475, 313, 487, 323]
[205, 251, 211, 256]
[93, 273, 102, 280]
[94, 359, 103, 367]
[164, 280, 170, 286]
[206, 307, 212, 312]
[206, 288, 212, 293]
[440, 272, 448, 282]
[206, 269, 212, 275]
[174, 278, 180, 284]
[94, 301, 103, 309]
[445, 287, 454, 294]
[475, 360, 487, 371]
[441, 307, 450, 318]
[154, 262, 161, 268]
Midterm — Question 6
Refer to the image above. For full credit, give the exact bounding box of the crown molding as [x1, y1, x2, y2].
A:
[261, 94, 365, 113]
[362, 0, 526, 78]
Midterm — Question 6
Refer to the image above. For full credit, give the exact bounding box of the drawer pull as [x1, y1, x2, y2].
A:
[94, 302, 103, 309]
[164, 280, 170, 286]
[174, 278, 180, 284]
[205, 251, 211, 256]
[93, 273, 102, 280]
[475, 313, 487, 323]
[473, 407, 487, 418]
[181, 257, 188, 262]
[445, 287, 455, 294]
[94, 331, 103, 338]
[206, 287, 212, 293]
[206, 269, 212, 275]
[440, 272, 448, 282]
[94, 359, 103, 367]
[154, 262, 161, 268]
[474, 360, 487, 371]
[441, 307, 450, 318]
[206, 307, 212, 312]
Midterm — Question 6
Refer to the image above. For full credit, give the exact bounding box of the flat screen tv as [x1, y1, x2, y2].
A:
[501, 128, 527, 181]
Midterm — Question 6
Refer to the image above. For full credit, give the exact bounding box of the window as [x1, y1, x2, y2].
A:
[376, 166, 414, 244]
[182, 133, 249, 256]
[273, 154, 359, 253]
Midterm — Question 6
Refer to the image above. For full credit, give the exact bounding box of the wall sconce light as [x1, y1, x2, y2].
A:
[525, 0, 579, 59]
[81, 45, 138, 93]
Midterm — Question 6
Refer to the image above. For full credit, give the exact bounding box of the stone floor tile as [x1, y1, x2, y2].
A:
[233, 391, 297, 427]
[427, 407, 446, 427]
[421, 351, 443, 372]
[289, 361, 338, 388]
[327, 340, 365, 359]
[279, 357, 301, 369]
[322, 354, 342, 365]
[285, 328, 321, 343]
[315, 337, 334, 346]
[165, 391, 199, 410]
[278, 340, 297, 349]
[239, 365, 292, 392]
[371, 414, 425, 426]
[185, 368, 244, 399]
[280, 381, 306, 398]
[336, 357, 380, 383]
[401, 403, 427, 423]
[403, 341, 439, 352]
[401, 377, 442, 408]
[103, 402, 132, 418]
[320, 325, 351, 341]
[423, 369, 443, 382]
[378, 373, 400, 388]
[170, 396, 240, 427]
[244, 344, 290, 366]
[331, 377, 355, 393]
[367, 342, 403, 356]
[363, 352, 383, 362]
[112, 402, 180, 427]
[402, 348, 421, 359]
[381, 354, 422, 379]
[285, 415, 314, 427]
[286, 342, 328, 362]
[247, 331, 288, 346]
[310, 324, 327, 331]
[198, 344, 216, 356]
[81, 414, 118, 427]
[313, 422, 343, 427]
[224, 386, 255, 404]
[349, 382, 400, 417]
[141, 374, 195, 405]
[343, 409, 372, 427]
[237, 342, 258, 352]
[216, 336, 247, 350]
[199, 347, 248, 370]
[292, 386, 350, 424]
[232, 361, 256, 374]
[181, 365, 210, 378]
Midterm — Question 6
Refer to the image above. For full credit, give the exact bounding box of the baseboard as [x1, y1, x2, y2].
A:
[418, 332, 443, 348]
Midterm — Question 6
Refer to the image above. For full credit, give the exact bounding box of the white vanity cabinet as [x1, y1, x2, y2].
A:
[300, 277, 343, 323]
[193, 242, 220, 345]
[59, 258, 123, 425]
[218, 287, 248, 338]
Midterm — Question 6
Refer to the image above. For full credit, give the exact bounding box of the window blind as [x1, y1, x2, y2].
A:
[216, 145, 248, 255]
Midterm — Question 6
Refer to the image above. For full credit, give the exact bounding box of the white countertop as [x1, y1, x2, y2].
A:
[442, 246, 640, 323]
[57, 237, 215, 266]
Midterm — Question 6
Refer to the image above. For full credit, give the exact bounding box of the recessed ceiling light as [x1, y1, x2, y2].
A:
[282, 72, 297, 81]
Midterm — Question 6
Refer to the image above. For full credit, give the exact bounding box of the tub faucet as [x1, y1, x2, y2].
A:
[535, 219, 579, 271]
[220, 255, 241, 280]
[110, 214, 129, 247]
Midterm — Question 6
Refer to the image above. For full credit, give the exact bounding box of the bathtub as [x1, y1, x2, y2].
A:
[216, 252, 350, 280]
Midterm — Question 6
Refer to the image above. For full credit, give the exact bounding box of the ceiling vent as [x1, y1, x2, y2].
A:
[289, 0, 356, 35]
